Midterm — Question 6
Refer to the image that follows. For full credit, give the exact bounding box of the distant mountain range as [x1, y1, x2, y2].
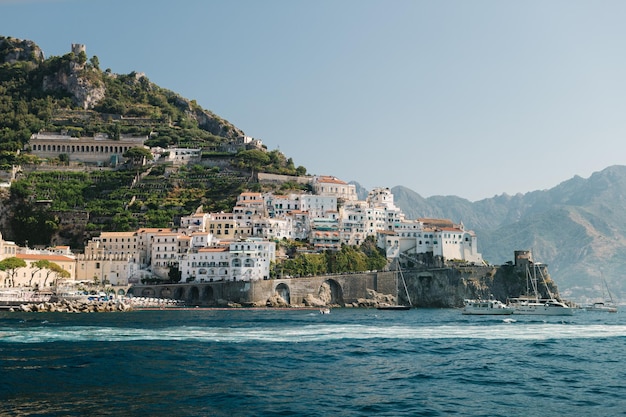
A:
[1, 36, 622, 303]
[375, 165, 626, 301]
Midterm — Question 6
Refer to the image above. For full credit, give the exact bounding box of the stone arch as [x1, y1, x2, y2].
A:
[189, 286, 200, 304]
[159, 287, 172, 299]
[320, 279, 344, 306]
[203, 286, 214, 303]
[173, 287, 184, 300]
[140, 287, 155, 297]
[275, 283, 290, 305]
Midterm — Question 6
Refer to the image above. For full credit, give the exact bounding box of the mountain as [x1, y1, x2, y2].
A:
[2, 36, 624, 302]
[389, 165, 626, 301]
[0, 36, 307, 246]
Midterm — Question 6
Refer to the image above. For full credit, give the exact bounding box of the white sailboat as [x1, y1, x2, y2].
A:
[585, 272, 618, 313]
[508, 263, 573, 316]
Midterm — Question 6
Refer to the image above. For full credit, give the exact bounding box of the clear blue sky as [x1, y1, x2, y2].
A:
[2, 0, 626, 201]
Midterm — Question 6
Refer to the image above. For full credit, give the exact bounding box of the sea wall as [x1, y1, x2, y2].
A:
[128, 266, 498, 308]
[130, 271, 399, 307]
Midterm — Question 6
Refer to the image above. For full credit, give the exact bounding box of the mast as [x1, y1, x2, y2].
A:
[395, 257, 412, 307]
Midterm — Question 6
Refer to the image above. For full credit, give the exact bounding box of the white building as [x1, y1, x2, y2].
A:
[300, 194, 338, 219]
[180, 246, 231, 283]
[229, 239, 275, 281]
[311, 175, 357, 202]
[377, 218, 483, 264]
[0, 232, 18, 260]
[28, 131, 147, 165]
[179, 239, 275, 283]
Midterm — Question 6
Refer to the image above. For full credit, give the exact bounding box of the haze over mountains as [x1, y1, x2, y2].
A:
[375, 165, 626, 301]
[1, 35, 622, 303]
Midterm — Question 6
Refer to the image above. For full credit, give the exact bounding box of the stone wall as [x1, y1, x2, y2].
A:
[127, 265, 522, 309]
[129, 271, 398, 307]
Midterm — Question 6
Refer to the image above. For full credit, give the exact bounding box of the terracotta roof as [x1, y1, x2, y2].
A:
[198, 247, 228, 252]
[100, 231, 136, 237]
[419, 218, 454, 227]
[317, 175, 347, 185]
[17, 254, 74, 262]
[439, 227, 463, 232]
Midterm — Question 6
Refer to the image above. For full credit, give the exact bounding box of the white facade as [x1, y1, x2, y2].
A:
[300, 194, 338, 219]
[180, 247, 231, 282]
[0, 232, 18, 260]
[377, 220, 483, 264]
[179, 239, 275, 283]
[229, 239, 275, 281]
[151, 233, 180, 268]
[311, 176, 357, 201]
[28, 132, 147, 165]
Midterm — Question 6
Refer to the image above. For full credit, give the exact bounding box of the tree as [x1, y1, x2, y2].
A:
[0, 257, 27, 287]
[42, 262, 70, 287]
[168, 264, 182, 283]
[123, 147, 153, 167]
[236, 149, 270, 171]
[89, 55, 100, 70]
[29, 259, 51, 286]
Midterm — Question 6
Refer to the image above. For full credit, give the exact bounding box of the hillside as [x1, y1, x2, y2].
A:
[0, 36, 307, 246]
[391, 165, 626, 301]
[2, 36, 624, 302]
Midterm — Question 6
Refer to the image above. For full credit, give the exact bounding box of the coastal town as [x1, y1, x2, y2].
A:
[0, 174, 483, 291]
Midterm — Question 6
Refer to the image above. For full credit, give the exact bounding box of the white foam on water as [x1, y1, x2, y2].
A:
[2, 323, 626, 343]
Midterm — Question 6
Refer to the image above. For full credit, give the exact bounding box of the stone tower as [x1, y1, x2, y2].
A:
[71, 43, 86, 55]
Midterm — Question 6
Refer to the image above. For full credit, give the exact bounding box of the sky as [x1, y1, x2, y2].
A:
[2, 0, 626, 201]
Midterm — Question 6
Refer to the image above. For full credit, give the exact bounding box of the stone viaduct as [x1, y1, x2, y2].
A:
[128, 271, 399, 307]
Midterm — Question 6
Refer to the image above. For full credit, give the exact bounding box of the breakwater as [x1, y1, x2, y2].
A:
[13, 299, 133, 313]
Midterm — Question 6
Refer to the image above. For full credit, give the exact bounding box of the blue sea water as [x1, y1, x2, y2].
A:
[1, 308, 625, 417]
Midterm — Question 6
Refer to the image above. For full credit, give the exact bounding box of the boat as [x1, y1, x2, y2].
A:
[377, 304, 411, 311]
[319, 307, 331, 314]
[376, 258, 413, 311]
[508, 296, 574, 316]
[509, 263, 574, 316]
[584, 272, 618, 313]
[376, 257, 413, 311]
[462, 298, 514, 315]
[585, 301, 618, 313]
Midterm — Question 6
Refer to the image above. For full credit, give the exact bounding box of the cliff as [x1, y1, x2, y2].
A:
[400, 264, 562, 308]
[0, 36, 44, 64]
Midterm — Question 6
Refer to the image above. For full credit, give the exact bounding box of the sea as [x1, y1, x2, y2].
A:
[1, 308, 625, 417]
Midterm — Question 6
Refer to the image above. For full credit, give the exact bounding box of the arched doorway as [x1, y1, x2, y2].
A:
[189, 286, 200, 304]
[173, 287, 184, 300]
[275, 283, 290, 305]
[320, 279, 344, 306]
[203, 286, 214, 303]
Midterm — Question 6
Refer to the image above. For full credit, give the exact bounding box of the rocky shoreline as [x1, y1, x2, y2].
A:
[11, 299, 133, 313]
[6, 289, 404, 312]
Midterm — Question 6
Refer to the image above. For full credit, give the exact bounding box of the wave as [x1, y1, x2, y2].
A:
[2, 323, 626, 343]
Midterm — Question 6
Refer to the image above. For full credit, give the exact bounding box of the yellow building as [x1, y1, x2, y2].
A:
[12, 254, 76, 288]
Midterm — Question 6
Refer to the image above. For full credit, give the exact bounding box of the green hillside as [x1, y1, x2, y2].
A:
[0, 36, 306, 247]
